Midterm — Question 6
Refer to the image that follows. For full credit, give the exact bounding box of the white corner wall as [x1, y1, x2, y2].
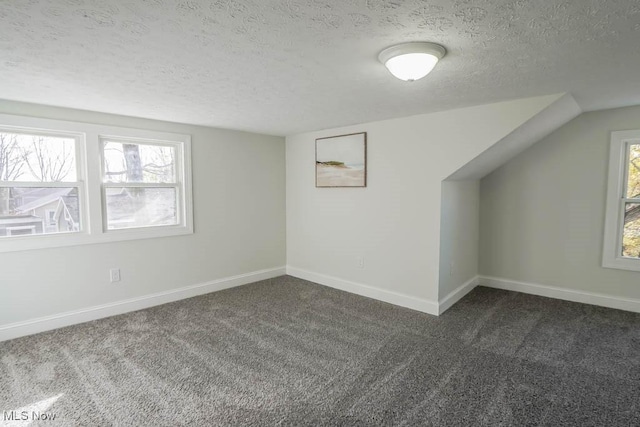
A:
[286, 94, 564, 313]
[438, 180, 480, 313]
[480, 105, 640, 311]
[0, 100, 286, 339]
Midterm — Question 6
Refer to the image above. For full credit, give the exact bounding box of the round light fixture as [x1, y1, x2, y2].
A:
[378, 42, 446, 82]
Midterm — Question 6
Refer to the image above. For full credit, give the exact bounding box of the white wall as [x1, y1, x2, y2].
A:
[286, 94, 563, 311]
[480, 105, 640, 301]
[439, 180, 480, 299]
[0, 100, 286, 328]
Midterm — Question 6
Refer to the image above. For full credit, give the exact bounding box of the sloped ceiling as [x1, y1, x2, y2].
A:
[447, 94, 582, 180]
[1, 0, 639, 135]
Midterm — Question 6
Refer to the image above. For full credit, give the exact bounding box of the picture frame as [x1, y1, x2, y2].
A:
[315, 132, 367, 188]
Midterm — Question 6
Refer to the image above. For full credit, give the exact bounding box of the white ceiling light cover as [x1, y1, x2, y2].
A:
[379, 42, 447, 82]
[2, 1, 640, 135]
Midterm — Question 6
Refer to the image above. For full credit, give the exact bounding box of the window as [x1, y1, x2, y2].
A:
[101, 139, 182, 231]
[45, 209, 58, 227]
[603, 130, 640, 271]
[7, 226, 37, 236]
[0, 129, 82, 238]
[0, 114, 192, 253]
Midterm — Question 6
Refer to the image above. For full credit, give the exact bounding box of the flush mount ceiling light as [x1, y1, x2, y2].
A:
[378, 42, 446, 82]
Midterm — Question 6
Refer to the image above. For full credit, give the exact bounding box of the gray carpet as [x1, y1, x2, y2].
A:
[1, 275, 640, 426]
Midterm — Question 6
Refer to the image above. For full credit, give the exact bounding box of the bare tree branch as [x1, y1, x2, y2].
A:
[0, 133, 27, 181]
[25, 136, 74, 182]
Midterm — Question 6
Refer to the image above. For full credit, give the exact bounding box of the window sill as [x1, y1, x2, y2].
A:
[0, 225, 193, 253]
[602, 256, 640, 273]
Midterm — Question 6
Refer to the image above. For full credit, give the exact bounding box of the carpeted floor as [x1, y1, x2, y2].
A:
[1, 275, 640, 426]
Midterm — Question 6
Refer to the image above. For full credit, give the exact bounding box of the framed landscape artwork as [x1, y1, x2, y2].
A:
[316, 132, 367, 187]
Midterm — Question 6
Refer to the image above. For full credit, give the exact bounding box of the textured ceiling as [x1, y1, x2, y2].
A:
[1, 0, 640, 136]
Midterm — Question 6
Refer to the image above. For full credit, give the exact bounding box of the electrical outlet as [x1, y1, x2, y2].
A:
[110, 268, 121, 283]
[356, 256, 365, 269]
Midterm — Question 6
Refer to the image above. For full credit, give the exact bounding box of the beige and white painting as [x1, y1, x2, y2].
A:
[316, 132, 367, 187]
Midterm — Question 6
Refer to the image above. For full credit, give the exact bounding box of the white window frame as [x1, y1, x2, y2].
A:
[0, 114, 193, 253]
[603, 130, 640, 271]
[45, 209, 57, 227]
[99, 136, 186, 233]
[0, 125, 87, 241]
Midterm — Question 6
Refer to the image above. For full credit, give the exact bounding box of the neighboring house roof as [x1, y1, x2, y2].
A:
[60, 194, 80, 224]
[0, 215, 42, 226]
[11, 187, 81, 226]
[15, 187, 75, 213]
[8, 187, 175, 228]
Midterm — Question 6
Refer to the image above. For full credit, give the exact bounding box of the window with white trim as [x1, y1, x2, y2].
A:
[0, 129, 83, 238]
[101, 138, 182, 231]
[603, 130, 640, 271]
[0, 114, 192, 253]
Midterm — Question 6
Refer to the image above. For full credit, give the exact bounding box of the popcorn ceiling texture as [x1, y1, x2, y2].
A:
[1, 0, 640, 135]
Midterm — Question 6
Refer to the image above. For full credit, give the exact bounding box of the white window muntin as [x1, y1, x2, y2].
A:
[0, 125, 87, 237]
[603, 130, 640, 271]
[0, 114, 192, 253]
[98, 136, 186, 232]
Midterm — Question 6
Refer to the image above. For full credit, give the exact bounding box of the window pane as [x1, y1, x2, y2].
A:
[627, 144, 640, 199]
[105, 187, 177, 230]
[103, 141, 176, 184]
[0, 131, 76, 182]
[623, 203, 640, 257]
[0, 187, 80, 237]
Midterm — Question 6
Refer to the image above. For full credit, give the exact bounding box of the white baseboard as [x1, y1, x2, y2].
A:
[480, 275, 640, 314]
[286, 266, 439, 315]
[0, 266, 286, 343]
[438, 276, 480, 315]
